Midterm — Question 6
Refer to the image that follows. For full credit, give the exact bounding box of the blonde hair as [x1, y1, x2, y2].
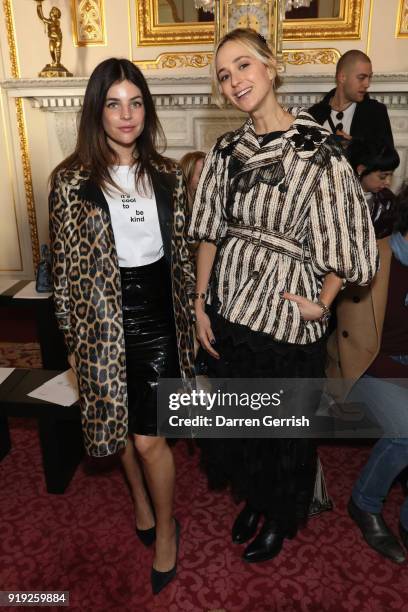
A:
[179, 150, 206, 207]
[211, 28, 282, 108]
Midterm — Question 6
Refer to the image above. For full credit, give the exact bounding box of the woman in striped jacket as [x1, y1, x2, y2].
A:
[189, 28, 378, 563]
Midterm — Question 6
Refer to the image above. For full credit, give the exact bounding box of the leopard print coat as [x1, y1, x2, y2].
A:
[49, 161, 196, 457]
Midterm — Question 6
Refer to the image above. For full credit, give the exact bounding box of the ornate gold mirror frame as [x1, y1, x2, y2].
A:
[136, 0, 363, 46]
[396, 0, 408, 37]
[137, 0, 214, 45]
[284, 0, 363, 40]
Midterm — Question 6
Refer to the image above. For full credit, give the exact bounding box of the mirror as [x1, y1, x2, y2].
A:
[156, 0, 340, 24]
[284, 0, 341, 20]
[157, 1, 214, 24]
[137, 0, 362, 46]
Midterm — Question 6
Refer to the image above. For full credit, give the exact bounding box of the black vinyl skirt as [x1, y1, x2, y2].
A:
[121, 258, 179, 436]
[197, 307, 327, 534]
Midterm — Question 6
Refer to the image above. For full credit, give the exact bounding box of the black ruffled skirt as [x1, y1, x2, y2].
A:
[121, 258, 179, 436]
[197, 308, 327, 534]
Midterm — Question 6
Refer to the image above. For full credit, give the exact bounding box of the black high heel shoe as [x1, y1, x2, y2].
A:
[136, 525, 156, 547]
[151, 519, 180, 595]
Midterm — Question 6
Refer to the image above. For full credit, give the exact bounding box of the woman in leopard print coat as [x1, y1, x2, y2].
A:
[49, 58, 195, 593]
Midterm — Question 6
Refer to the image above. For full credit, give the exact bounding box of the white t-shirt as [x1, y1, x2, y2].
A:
[102, 165, 164, 267]
[323, 102, 357, 136]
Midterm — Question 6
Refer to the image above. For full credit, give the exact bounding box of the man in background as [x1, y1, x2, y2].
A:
[309, 50, 394, 147]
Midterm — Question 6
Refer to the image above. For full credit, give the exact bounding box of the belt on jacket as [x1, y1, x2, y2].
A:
[226, 223, 310, 263]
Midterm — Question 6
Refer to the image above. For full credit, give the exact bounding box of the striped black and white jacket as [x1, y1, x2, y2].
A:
[189, 108, 378, 345]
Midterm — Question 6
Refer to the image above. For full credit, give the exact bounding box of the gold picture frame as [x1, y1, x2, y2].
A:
[71, 0, 107, 47]
[136, 0, 363, 46]
[136, 0, 215, 46]
[284, 0, 363, 41]
[396, 0, 408, 38]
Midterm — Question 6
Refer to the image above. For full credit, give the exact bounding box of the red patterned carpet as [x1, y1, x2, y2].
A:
[1, 419, 408, 612]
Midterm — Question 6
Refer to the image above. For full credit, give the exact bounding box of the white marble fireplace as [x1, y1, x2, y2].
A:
[1, 72, 408, 278]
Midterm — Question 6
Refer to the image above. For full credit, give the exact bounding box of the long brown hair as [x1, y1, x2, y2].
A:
[50, 58, 167, 192]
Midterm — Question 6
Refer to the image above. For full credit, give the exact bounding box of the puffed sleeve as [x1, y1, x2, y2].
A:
[188, 146, 228, 244]
[49, 173, 75, 354]
[307, 155, 378, 285]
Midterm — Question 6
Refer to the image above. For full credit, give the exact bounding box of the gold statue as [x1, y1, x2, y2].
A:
[35, 0, 72, 77]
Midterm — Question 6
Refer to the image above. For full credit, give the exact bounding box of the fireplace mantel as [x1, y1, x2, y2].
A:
[1, 73, 407, 279]
[2, 73, 408, 111]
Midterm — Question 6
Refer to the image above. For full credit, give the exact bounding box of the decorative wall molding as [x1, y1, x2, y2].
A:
[54, 113, 79, 157]
[3, 73, 408, 166]
[396, 0, 408, 37]
[3, 0, 39, 269]
[71, 0, 106, 46]
[3, 74, 408, 110]
[135, 52, 214, 71]
[2, 77, 91, 91]
[4, 73, 408, 89]
[15, 97, 40, 268]
[134, 49, 341, 70]
[2, 73, 408, 270]
[284, 49, 341, 65]
[2, 0, 19, 77]
[30, 97, 85, 110]
[9, 90, 408, 112]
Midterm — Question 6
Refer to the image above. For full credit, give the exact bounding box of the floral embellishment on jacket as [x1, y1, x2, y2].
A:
[290, 125, 325, 152]
[234, 162, 285, 194]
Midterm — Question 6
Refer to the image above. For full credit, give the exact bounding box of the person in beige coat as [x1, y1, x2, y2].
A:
[327, 185, 408, 564]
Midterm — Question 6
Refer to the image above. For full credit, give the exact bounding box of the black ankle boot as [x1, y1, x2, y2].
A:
[243, 519, 284, 563]
[348, 497, 405, 564]
[232, 503, 261, 544]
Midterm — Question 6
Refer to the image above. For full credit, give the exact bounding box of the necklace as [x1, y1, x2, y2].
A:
[329, 99, 354, 113]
